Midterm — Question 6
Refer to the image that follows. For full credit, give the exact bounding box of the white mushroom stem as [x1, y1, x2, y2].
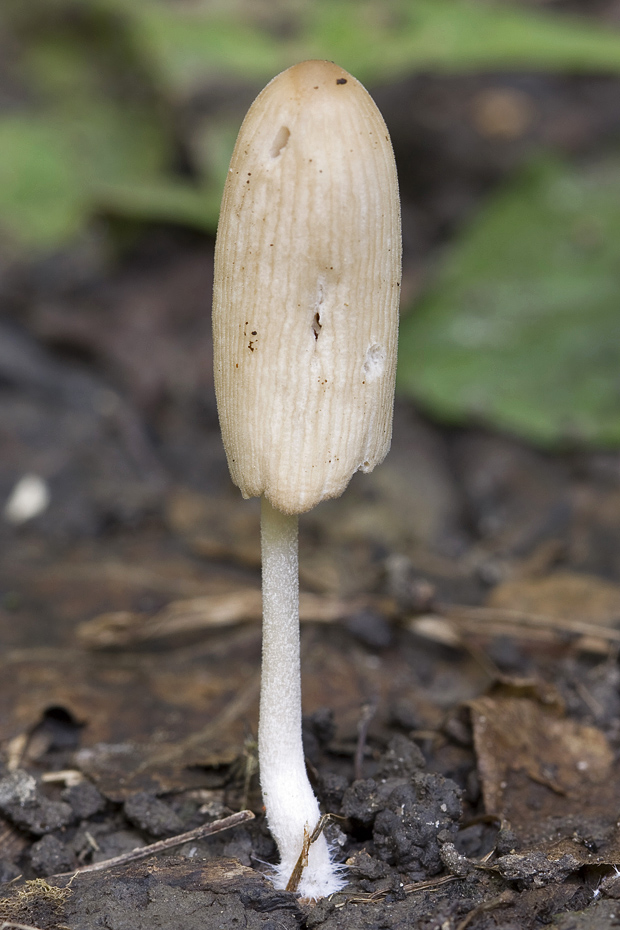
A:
[259, 496, 340, 898]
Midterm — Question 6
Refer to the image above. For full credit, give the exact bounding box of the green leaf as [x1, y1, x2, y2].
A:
[95, 179, 221, 231]
[5, 0, 620, 254]
[0, 117, 87, 249]
[0, 13, 221, 250]
[23, 34, 171, 187]
[130, 0, 620, 97]
[397, 158, 620, 447]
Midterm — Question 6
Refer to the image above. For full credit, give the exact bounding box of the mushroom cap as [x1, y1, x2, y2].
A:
[213, 60, 401, 514]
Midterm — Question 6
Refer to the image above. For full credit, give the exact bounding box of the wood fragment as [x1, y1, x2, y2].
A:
[41, 770, 83, 787]
[52, 810, 254, 878]
[285, 814, 332, 894]
[286, 823, 311, 893]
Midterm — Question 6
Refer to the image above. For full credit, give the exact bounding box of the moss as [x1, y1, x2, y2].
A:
[0, 877, 72, 928]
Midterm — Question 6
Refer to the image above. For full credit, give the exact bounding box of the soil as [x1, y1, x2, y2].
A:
[2, 19, 620, 930]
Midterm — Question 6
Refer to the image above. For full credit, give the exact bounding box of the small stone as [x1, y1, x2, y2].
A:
[341, 778, 391, 827]
[345, 609, 393, 648]
[30, 834, 74, 875]
[496, 825, 520, 856]
[124, 792, 183, 837]
[0, 859, 21, 884]
[62, 781, 106, 820]
[0, 770, 73, 836]
[307, 708, 336, 746]
[346, 848, 391, 880]
[495, 850, 579, 887]
[390, 697, 422, 731]
[439, 841, 472, 877]
[319, 772, 349, 812]
[376, 735, 425, 779]
[305, 895, 336, 928]
[0, 771, 37, 807]
[372, 773, 462, 877]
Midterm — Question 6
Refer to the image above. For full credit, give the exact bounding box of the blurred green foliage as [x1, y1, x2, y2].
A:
[1, 0, 620, 446]
[398, 158, 620, 447]
[133, 0, 620, 91]
[2, 0, 620, 252]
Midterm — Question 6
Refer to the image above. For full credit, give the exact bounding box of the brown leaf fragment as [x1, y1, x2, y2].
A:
[410, 598, 620, 654]
[541, 835, 620, 868]
[74, 741, 236, 800]
[0, 641, 260, 798]
[487, 571, 620, 626]
[469, 691, 615, 846]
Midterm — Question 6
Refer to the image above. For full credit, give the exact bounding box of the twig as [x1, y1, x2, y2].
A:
[285, 813, 333, 893]
[53, 810, 254, 878]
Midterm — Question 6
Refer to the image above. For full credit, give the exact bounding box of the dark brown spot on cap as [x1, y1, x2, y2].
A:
[336, 78, 347, 85]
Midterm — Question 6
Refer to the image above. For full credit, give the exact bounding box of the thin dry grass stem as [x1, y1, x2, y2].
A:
[340, 873, 461, 905]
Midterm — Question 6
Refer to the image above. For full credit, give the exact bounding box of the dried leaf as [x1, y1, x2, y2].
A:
[487, 572, 620, 625]
[469, 690, 619, 851]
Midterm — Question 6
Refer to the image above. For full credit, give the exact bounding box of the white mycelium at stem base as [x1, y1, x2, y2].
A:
[259, 497, 339, 897]
[212, 59, 401, 898]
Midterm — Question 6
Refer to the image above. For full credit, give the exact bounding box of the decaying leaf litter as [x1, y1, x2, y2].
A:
[3, 11, 620, 930]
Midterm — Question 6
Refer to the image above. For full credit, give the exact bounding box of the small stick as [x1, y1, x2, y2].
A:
[53, 810, 254, 878]
[285, 814, 333, 894]
[286, 823, 311, 893]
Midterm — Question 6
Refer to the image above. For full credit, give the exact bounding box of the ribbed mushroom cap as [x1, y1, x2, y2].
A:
[213, 60, 401, 514]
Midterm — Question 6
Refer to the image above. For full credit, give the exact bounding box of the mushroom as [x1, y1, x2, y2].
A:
[212, 60, 401, 899]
